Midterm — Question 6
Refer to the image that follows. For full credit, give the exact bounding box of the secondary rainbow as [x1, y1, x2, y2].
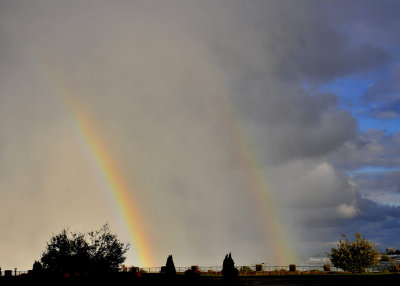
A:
[41, 66, 154, 267]
[40, 58, 295, 265]
[209, 92, 296, 264]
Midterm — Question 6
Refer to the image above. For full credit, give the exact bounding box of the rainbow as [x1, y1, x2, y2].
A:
[209, 93, 296, 265]
[39, 59, 295, 266]
[41, 67, 154, 267]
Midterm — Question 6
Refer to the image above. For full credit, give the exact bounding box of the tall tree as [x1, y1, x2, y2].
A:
[165, 255, 176, 277]
[222, 253, 238, 280]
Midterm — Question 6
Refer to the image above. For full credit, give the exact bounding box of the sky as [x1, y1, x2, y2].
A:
[1, 0, 400, 270]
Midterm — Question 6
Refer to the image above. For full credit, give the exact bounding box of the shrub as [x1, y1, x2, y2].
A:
[239, 266, 252, 272]
[323, 264, 331, 272]
[328, 233, 379, 273]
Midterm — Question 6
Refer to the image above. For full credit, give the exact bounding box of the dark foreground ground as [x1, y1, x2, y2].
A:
[1, 273, 400, 286]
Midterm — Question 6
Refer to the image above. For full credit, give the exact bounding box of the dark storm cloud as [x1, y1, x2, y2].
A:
[329, 129, 400, 211]
[326, 0, 400, 121]
[291, 193, 400, 255]
[205, 0, 391, 83]
[340, 197, 400, 248]
[290, 41, 390, 81]
[241, 89, 357, 164]
[352, 171, 400, 195]
[238, 0, 400, 255]
[333, 130, 400, 170]
[328, 0, 400, 47]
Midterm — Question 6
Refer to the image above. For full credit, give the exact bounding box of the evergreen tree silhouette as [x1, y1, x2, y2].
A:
[222, 253, 238, 281]
[165, 255, 176, 278]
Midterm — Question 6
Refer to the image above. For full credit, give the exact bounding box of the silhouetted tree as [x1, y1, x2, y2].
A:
[328, 233, 379, 273]
[32, 261, 44, 275]
[222, 253, 238, 281]
[86, 223, 129, 273]
[165, 255, 176, 277]
[40, 223, 129, 275]
[40, 228, 90, 274]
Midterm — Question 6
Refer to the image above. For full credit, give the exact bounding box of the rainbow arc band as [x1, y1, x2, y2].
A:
[41, 68, 154, 267]
[40, 58, 295, 265]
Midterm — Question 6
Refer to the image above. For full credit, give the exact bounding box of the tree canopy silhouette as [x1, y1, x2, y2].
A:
[40, 223, 129, 275]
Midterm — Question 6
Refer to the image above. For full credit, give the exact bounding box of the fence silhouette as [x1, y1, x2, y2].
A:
[138, 265, 340, 273]
[3, 264, 391, 277]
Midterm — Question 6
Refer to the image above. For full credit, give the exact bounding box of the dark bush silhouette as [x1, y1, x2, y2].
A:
[184, 266, 200, 280]
[165, 255, 176, 277]
[323, 264, 331, 272]
[32, 261, 44, 276]
[40, 223, 129, 275]
[222, 253, 238, 281]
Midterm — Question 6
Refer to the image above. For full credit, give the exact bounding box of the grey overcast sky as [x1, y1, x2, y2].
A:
[1, 0, 400, 270]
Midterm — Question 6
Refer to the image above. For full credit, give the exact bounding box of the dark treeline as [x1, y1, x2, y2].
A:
[2, 226, 400, 285]
[0, 223, 242, 284]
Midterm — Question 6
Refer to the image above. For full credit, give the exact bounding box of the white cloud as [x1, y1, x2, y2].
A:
[337, 203, 358, 219]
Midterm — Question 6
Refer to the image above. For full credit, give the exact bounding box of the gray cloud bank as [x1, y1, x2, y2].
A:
[1, 0, 400, 269]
